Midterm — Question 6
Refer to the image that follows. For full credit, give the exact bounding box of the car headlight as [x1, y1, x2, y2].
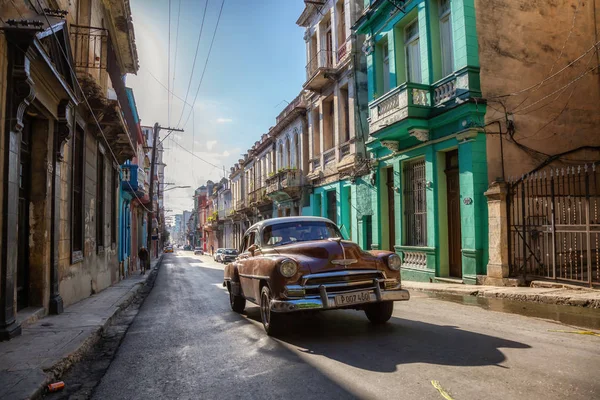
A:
[279, 259, 298, 278]
[387, 254, 402, 271]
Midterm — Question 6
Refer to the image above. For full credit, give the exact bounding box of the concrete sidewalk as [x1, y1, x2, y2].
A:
[0, 255, 163, 400]
[403, 280, 600, 308]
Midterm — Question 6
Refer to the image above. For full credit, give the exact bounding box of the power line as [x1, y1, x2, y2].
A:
[171, 0, 182, 125]
[490, 40, 600, 99]
[168, 0, 171, 127]
[143, 67, 195, 108]
[35, 2, 152, 213]
[181, 0, 226, 129]
[514, 64, 600, 114]
[170, 139, 225, 173]
[175, 0, 210, 129]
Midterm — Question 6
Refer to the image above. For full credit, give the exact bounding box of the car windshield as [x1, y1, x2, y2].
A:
[262, 220, 342, 247]
[224, 249, 237, 255]
[216, 249, 224, 253]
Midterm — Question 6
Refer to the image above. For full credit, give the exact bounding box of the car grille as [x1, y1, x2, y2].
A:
[302, 270, 385, 295]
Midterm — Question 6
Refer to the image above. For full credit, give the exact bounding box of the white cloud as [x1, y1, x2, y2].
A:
[216, 118, 233, 124]
[206, 140, 218, 150]
[222, 150, 230, 157]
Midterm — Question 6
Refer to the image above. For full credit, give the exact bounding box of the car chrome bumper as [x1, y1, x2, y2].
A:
[270, 287, 410, 313]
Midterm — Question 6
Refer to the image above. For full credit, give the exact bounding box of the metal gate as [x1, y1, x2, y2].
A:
[508, 163, 600, 287]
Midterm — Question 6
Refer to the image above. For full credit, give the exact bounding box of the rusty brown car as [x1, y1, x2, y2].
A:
[223, 216, 409, 335]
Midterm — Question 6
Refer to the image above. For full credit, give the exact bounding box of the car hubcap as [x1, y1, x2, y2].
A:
[261, 292, 270, 327]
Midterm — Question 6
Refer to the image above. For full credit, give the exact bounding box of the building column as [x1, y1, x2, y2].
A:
[484, 180, 509, 282]
[1, 32, 36, 340]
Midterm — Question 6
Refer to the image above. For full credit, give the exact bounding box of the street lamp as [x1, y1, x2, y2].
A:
[163, 185, 191, 192]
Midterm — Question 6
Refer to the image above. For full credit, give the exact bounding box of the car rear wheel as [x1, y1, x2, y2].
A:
[260, 286, 282, 336]
[229, 285, 246, 313]
[364, 301, 394, 324]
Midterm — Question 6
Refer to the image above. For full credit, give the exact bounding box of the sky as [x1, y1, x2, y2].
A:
[127, 0, 307, 216]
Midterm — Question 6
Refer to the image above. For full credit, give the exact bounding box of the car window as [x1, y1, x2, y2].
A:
[262, 221, 342, 247]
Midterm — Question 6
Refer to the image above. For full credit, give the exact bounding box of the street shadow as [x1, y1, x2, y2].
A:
[243, 307, 531, 373]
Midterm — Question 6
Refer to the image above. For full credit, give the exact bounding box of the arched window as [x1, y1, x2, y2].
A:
[285, 137, 291, 169]
[278, 143, 284, 170]
[294, 133, 300, 169]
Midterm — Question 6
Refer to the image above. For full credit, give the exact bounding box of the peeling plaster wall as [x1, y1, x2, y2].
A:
[475, 0, 600, 180]
[58, 129, 119, 308]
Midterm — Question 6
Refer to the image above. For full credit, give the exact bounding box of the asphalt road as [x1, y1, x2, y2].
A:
[92, 251, 600, 400]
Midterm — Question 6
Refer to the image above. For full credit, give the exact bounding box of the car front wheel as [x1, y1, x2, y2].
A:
[364, 301, 394, 324]
[260, 286, 282, 336]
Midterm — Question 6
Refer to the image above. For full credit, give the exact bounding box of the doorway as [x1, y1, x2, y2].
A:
[386, 168, 396, 251]
[445, 150, 462, 278]
[17, 117, 33, 310]
[327, 191, 337, 225]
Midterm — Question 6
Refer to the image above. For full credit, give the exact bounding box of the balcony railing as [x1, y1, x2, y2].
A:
[323, 148, 336, 165]
[276, 95, 304, 125]
[368, 82, 431, 134]
[121, 164, 147, 196]
[70, 24, 107, 70]
[266, 169, 303, 196]
[336, 39, 351, 64]
[306, 49, 334, 81]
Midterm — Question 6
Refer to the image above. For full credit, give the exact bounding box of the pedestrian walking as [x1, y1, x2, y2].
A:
[211, 245, 214, 256]
[138, 246, 149, 275]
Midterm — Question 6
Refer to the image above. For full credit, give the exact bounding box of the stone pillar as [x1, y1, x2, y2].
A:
[484, 180, 509, 280]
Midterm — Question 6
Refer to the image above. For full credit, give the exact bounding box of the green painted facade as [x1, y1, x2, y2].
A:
[353, 0, 489, 283]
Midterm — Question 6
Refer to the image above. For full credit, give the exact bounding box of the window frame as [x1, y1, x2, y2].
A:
[403, 158, 428, 247]
[404, 20, 422, 83]
[110, 165, 117, 247]
[71, 126, 85, 263]
[438, 0, 454, 78]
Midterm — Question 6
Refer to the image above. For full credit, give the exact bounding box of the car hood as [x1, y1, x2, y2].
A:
[269, 240, 384, 274]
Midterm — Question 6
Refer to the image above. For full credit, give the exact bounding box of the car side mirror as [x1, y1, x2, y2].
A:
[247, 244, 258, 256]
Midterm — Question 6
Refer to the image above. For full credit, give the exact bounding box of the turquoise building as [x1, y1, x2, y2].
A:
[353, 0, 489, 284]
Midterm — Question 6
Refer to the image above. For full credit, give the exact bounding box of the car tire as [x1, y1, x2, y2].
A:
[260, 285, 282, 336]
[364, 301, 394, 325]
[229, 285, 246, 313]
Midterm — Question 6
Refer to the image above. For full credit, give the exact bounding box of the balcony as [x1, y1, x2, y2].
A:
[70, 25, 136, 163]
[121, 164, 148, 199]
[368, 68, 480, 137]
[248, 187, 272, 209]
[266, 169, 304, 201]
[304, 50, 335, 91]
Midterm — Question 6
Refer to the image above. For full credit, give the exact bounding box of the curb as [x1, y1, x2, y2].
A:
[31, 254, 164, 399]
[404, 284, 600, 309]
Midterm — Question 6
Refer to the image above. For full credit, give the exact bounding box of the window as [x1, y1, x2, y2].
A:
[262, 220, 341, 246]
[111, 167, 117, 245]
[294, 134, 300, 169]
[96, 149, 105, 253]
[71, 127, 84, 260]
[285, 137, 291, 168]
[403, 159, 427, 246]
[340, 87, 350, 143]
[382, 40, 390, 93]
[439, 0, 454, 77]
[312, 108, 321, 157]
[405, 20, 422, 83]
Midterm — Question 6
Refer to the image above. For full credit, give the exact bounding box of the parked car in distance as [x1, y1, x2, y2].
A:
[217, 249, 238, 263]
[223, 217, 409, 335]
[183, 245, 191, 251]
[164, 246, 174, 253]
[194, 247, 204, 255]
[213, 248, 224, 262]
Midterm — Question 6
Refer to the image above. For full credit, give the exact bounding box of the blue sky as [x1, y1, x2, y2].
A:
[127, 0, 307, 214]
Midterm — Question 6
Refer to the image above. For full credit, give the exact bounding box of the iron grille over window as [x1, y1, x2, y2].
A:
[404, 159, 427, 246]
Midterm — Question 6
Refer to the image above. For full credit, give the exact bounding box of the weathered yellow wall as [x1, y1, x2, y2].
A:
[476, 0, 600, 181]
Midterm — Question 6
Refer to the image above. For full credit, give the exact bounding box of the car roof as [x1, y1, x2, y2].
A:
[245, 216, 335, 235]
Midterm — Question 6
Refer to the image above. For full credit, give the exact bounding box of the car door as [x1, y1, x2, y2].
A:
[237, 231, 256, 302]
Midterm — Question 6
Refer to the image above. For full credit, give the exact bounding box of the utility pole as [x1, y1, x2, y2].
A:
[147, 123, 184, 257]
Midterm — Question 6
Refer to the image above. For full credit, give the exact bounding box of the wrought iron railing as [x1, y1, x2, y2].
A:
[70, 24, 107, 69]
[336, 39, 350, 64]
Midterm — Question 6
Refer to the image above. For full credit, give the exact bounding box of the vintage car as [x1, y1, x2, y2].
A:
[223, 216, 409, 335]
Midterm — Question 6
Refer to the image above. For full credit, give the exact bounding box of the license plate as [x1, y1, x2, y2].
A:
[335, 290, 372, 306]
